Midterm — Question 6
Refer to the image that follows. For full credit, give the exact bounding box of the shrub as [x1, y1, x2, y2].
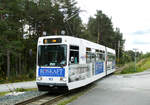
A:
[121, 57, 150, 74]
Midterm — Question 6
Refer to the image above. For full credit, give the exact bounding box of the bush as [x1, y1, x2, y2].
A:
[121, 57, 150, 74]
[137, 58, 150, 71]
[28, 69, 35, 79]
[121, 62, 136, 74]
[15, 88, 26, 92]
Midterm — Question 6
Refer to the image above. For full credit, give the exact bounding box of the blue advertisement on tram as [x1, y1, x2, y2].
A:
[112, 61, 116, 69]
[38, 68, 65, 77]
[95, 62, 104, 75]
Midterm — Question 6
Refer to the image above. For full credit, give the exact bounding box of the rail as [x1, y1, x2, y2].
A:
[15, 82, 95, 105]
[15, 93, 67, 105]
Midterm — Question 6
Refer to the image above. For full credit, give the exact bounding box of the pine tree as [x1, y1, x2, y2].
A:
[59, 0, 82, 36]
[0, 0, 24, 79]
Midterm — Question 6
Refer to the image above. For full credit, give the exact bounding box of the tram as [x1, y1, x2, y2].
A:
[36, 36, 116, 91]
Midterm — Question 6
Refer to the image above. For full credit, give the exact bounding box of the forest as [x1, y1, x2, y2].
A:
[0, 0, 125, 82]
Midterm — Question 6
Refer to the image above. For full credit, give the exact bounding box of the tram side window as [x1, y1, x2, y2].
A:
[108, 53, 115, 61]
[86, 52, 91, 63]
[86, 47, 92, 63]
[91, 53, 96, 62]
[96, 53, 99, 61]
[96, 53, 105, 62]
[86, 52, 96, 63]
[69, 46, 79, 64]
[99, 53, 105, 61]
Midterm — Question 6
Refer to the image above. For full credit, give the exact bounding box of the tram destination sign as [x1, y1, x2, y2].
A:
[43, 38, 62, 44]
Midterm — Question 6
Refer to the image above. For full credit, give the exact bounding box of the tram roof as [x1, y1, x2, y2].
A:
[38, 35, 115, 52]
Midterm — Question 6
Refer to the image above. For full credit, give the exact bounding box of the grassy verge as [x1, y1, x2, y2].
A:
[0, 70, 36, 84]
[120, 57, 150, 74]
[14, 88, 37, 92]
[0, 76, 35, 84]
[57, 94, 82, 105]
[0, 92, 10, 97]
[0, 88, 37, 97]
[57, 84, 95, 105]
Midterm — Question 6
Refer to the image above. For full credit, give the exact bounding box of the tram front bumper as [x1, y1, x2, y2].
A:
[36, 82, 67, 87]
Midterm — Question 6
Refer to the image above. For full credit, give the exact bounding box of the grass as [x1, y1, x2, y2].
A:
[0, 88, 37, 97]
[137, 58, 150, 71]
[120, 57, 150, 74]
[0, 91, 10, 96]
[0, 78, 35, 84]
[0, 69, 36, 84]
[14, 88, 37, 92]
[57, 84, 95, 105]
[57, 95, 80, 105]
[0, 74, 35, 84]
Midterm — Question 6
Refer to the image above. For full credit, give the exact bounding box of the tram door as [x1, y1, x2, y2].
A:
[86, 48, 95, 76]
[68, 45, 79, 82]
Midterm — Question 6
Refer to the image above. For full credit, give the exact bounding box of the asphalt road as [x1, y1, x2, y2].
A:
[68, 69, 150, 105]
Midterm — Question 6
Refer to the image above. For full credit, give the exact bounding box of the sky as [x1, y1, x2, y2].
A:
[76, 0, 150, 53]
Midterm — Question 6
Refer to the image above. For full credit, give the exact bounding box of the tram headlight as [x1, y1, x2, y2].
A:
[60, 77, 66, 82]
[37, 77, 42, 81]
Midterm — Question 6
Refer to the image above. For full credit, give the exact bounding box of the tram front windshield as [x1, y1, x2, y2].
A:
[38, 45, 67, 67]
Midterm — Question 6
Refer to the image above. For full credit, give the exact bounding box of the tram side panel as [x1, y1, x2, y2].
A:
[68, 44, 106, 90]
[67, 42, 93, 90]
[67, 60, 106, 90]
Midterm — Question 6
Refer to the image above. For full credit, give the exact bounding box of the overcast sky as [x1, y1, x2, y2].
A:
[76, 0, 150, 53]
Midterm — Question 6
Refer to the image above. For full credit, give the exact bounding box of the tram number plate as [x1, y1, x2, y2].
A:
[49, 78, 53, 81]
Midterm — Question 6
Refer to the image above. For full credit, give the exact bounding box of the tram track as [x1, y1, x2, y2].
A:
[15, 83, 96, 105]
[15, 92, 67, 105]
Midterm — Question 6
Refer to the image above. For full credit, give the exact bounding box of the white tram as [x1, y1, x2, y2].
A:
[36, 36, 116, 91]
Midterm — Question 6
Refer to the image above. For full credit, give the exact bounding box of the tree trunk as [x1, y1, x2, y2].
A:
[7, 49, 10, 79]
[15, 57, 18, 76]
[19, 53, 21, 74]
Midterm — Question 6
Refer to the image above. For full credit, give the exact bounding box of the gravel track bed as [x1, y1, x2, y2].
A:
[0, 91, 46, 105]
